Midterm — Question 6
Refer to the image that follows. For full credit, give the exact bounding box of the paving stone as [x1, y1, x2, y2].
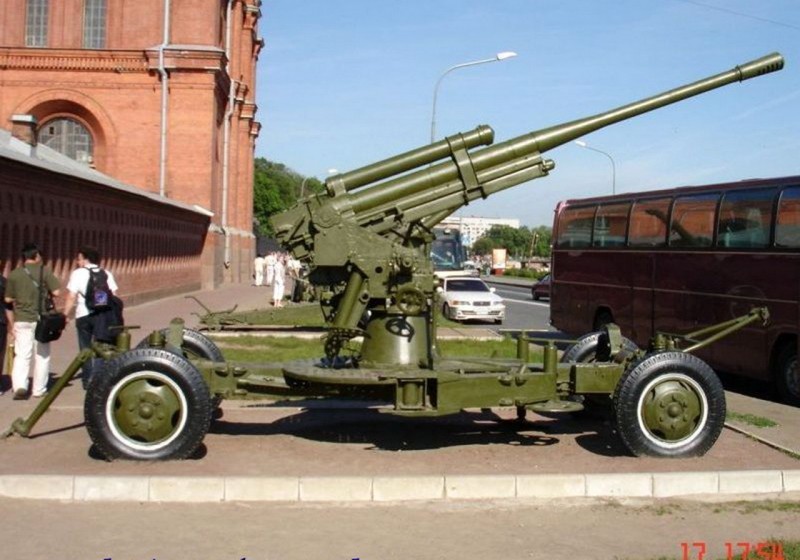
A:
[516, 474, 586, 498]
[148, 476, 225, 502]
[718, 470, 783, 494]
[586, 473, 652, 497]
[652, 472, 719, 497]
[445, 475, 516, 499]
[73, 476, 149, 502]
[372, 476, 444, 501]
[299, 476, 372, 502]
[224, 477, 299, 502]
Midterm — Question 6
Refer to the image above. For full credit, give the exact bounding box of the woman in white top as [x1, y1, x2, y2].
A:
[272, 256, 285, 307]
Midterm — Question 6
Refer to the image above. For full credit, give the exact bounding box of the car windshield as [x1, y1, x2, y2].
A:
[446, 279, 489, 292]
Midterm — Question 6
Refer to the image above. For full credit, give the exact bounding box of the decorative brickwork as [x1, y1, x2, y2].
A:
[0, 0, 262, 293]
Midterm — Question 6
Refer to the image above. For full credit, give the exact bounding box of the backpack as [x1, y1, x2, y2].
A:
[85, 267, 112, 312]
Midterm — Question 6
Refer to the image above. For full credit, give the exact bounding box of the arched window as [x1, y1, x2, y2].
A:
[38, 118, 94, 164]
[83, 0, 107, 48]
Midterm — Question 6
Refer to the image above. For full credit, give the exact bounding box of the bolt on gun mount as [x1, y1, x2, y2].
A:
[270, 53, 784, 365]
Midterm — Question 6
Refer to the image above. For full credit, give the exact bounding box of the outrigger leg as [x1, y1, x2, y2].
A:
[2, 349, 94, 438]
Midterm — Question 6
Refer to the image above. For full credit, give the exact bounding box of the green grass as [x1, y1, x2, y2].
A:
[225, 304, 326, 327]
[225, 302, 480, 330]
[727, 410, 778, 428]
[210, 334, 541, 363]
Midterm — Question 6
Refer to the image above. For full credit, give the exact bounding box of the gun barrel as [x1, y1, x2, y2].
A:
[326, 125, 494, 194]
[347, 52, 784, 215]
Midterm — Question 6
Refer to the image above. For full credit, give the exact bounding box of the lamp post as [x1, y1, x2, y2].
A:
[430, 51, 517, 143]
[574, 140, 616, 195]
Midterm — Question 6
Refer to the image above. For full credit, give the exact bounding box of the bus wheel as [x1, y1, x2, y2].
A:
[85, 348, 212, 460]
[775, 343, 800, 406]
[562, 331, 638, 418]
[613, 351, 725, 458]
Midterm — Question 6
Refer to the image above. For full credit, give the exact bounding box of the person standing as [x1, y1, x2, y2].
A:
[63, 247, 119, 385]
[265, 252, 277, 286]
[4, 243, 61, 400]
[253, 253, 265, 286]
[0, 272, 9, 394]
[272, 256, 286, 307]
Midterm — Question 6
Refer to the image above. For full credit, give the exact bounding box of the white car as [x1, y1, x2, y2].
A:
[440, 277, 505, 324]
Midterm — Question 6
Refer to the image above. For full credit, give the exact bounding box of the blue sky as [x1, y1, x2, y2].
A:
[257, 1, 799, 227]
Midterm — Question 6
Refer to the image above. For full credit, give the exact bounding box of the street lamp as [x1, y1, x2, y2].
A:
[430, 51, 517, 143]
[574, 140, 616, 195]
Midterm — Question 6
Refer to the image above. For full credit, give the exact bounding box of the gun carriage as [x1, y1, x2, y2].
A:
[4, 53, 784, 460]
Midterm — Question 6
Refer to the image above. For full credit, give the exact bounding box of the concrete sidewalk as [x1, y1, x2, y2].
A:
[0, 282, 798, 504]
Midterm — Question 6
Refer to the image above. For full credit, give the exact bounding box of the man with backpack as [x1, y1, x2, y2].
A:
[63, 246, 120, 386]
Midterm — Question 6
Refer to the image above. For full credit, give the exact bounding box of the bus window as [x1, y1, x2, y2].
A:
[556, 205, 596, 248]
[717, 188, 776, 249]
[669, 193, 718, 248]
[629, 198, 670, 248]
[592, 203, 630, 248]
[776, 186, 800, 248]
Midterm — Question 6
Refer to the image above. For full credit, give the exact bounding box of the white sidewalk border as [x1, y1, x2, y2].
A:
[1, 470, 799, 503]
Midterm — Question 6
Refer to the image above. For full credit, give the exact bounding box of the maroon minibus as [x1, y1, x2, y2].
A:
[550, 176, 800, 405]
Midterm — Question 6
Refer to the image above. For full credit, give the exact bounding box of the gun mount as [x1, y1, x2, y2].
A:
[271, 53, 784, 365]
[4, 53, 784, 463]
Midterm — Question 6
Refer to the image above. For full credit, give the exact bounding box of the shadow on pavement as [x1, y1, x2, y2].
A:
[204, 407, 632, 454]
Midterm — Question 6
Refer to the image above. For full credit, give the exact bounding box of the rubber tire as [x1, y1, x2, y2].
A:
[613, 351, 725, 458]
[443, 304, 452, 321]
[561, 331, 638, 364]
[137, 328, 224, 362]
[85, 348, 212, 461]
[532, 291, 540, 301]
[775, 343, 800, 407]
[561, 331, 638, 418]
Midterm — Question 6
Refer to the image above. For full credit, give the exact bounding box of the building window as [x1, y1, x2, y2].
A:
[83, 0, 107, 48]
[25, 0, 49, 47]
[38, 118, 94, 165]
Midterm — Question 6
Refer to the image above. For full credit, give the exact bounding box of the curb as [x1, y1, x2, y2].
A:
[1, 470, 798, 503]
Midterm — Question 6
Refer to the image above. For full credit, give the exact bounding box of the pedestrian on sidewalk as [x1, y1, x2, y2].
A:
[272, 255, 286, 307]
[63, 246, 121, 387]
[0, 271, 9, 394]
[253, 253, 265, 286]
[265, 252, 276, 286]
[4, 243, 61, 400]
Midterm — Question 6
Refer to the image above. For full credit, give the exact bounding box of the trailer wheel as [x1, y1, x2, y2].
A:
[613, 351, 725, 458]
[137, 328, 224, 362]
[775, 343, 800, 406]
[562, 331, 638, 418]
[561, 331, 638, 364]
[85, 348, 212, 460]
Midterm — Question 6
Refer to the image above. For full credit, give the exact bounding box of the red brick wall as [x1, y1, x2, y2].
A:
[0, 158, 210, 307]
[0, 0, 262, 289]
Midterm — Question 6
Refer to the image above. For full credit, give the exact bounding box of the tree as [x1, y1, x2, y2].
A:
[471, 225, 552, 258]
[253, 158, 324, 235]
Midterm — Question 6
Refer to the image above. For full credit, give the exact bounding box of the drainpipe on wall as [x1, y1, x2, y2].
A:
[157, 0, 171, 197]
[221, 0, 236, 270]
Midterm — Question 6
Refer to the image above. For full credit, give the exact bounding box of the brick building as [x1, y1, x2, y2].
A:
[0, 0, 262, 294]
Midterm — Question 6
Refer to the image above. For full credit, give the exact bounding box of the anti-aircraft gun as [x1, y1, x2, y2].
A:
[3, 52, 783, 462]
[270, 52, 784, 368]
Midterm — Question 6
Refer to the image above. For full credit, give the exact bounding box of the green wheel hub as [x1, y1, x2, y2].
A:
[637, 373, 708, 448]
[106, 371, 188, 451]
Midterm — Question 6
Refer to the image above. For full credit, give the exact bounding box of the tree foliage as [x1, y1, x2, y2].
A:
[253, 158, 324, 235]
[472, 225, 552, 258]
